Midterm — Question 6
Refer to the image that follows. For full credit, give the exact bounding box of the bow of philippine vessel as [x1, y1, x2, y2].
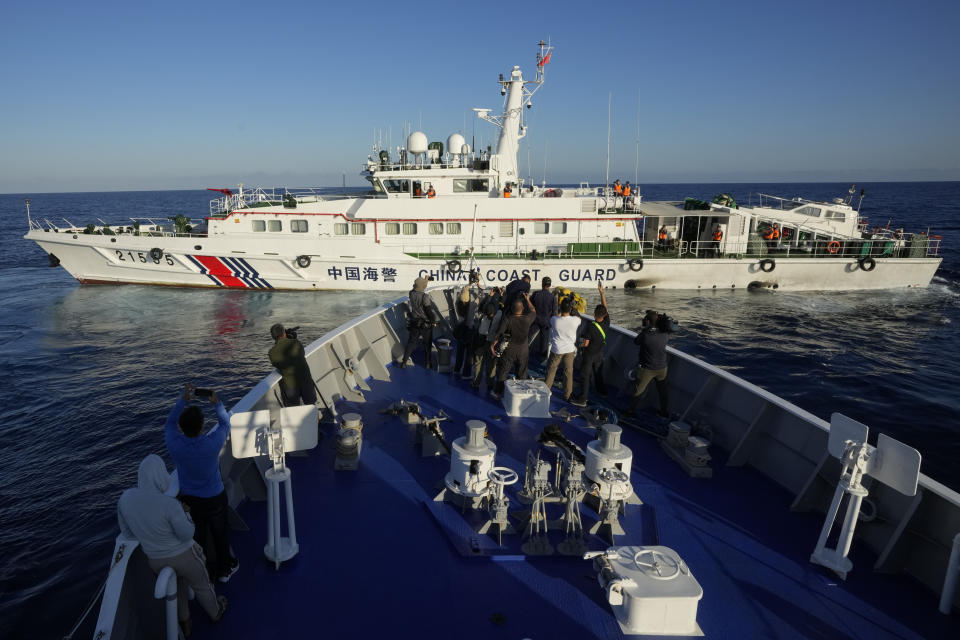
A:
[88, 288, 960, 639]
[24, 41, 942, 292]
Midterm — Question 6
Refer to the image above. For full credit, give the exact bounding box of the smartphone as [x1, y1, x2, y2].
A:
[194, 388, 213, 397]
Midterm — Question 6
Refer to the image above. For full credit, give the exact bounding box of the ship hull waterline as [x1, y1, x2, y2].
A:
[32, 236, 941, 292]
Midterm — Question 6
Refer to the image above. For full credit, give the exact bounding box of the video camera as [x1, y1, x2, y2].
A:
[286, 326, 300, 340]
[642, 310, 678, 333]
[493, 331, 512, 358]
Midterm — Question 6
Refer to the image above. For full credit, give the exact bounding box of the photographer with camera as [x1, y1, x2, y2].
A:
[400, 276, 440, 369]
[471, 299, 502, 391]
[624, 310, 672, 418]
[165, 384, 239, 585]
[269, 323, 317, 406]
[489, 291, 535, 399]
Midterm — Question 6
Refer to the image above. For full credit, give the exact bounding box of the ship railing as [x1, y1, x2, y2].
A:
[402, 236, 942, 261]
[666, 237, 942, 260]
[209, 187, 373, 215]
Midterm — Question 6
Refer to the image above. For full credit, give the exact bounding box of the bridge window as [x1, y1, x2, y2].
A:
[252, 220, 266, 232]
[267, 220, 282, 232]
[794, 206, 822, 217]
[351, 222, 366, 235]
[551, 222, 568, 234]
[534, 222, 549, 234]
[383, 179, 410, 194]
[403, 223, 418, 235]
[429, 223, 443, 235]
[825, 210, 846, 222]
[334, 223, 348, 235]
[291, 220, 308, 233]
[385, 223, 400, 235]
[446, 222, 461, 234]
[453, 179, 490, 193]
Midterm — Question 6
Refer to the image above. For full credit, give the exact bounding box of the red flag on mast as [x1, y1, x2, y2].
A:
[207, 188, 234, 197]
[538, 51, 552, 67]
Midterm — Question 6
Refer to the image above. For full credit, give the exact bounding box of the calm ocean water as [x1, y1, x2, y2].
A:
[0, 183, 957, 637]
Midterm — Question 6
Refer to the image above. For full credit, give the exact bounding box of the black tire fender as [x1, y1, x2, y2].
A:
[628, 258, 644, 272]
[296, 255, 311, 268]
[149, 247, 164, 261]
[446, 259, 462, 273]
[759, 258, 776, 273]
[858, 256, 876, 272]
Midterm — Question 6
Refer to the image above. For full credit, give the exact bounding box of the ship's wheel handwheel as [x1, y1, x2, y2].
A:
[632, 549, 680, 580]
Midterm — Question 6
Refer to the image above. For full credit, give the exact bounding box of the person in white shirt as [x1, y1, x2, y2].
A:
[543, 298, 580, 401]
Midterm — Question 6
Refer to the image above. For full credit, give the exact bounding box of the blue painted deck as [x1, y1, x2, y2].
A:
[194, 362, 952, 639]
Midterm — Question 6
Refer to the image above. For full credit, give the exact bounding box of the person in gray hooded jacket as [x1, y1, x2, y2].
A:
[118, 454, 227, 632]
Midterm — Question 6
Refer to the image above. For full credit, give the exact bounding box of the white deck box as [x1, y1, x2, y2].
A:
[503, 379, 551, 418]
[604, 545, 703, 636]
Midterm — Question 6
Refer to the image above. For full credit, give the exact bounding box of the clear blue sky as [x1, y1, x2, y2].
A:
[2, 0, 958, 192]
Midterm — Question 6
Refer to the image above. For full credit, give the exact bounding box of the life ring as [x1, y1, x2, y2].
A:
[858, 256, 876, 272]
[149, 247, 163, 261]
[446, 259, 462, 273]
[628, 258, 644, 272]
[759, 258, 776, 273]
[296, 255, 311, 268]
[827, 240, 841, 254]
[544, 189, 558, 198]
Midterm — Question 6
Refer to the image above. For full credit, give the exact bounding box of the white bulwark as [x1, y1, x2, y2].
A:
[24, 42, 942, 292]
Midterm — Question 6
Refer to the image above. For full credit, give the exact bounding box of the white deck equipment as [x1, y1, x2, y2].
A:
[810, 413, 921, 579]
[585, 546, 703, 636]
[229, 405, 319, 568]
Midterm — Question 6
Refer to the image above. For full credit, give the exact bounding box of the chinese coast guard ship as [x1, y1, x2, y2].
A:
[25, 42, 942, 292]
[89, 289, 958, 639]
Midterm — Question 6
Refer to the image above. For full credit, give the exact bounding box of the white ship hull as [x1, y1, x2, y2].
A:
[30, 231, 941, 292]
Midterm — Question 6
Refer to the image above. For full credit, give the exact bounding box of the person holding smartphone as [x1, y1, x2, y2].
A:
[165, 384, 239, 584]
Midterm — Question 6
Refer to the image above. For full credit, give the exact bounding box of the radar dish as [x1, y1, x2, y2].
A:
[447, 133, 466, 156]
[407, 131, 428, 155]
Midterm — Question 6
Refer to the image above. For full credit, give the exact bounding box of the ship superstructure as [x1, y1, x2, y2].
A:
[24, 43, 942, 291]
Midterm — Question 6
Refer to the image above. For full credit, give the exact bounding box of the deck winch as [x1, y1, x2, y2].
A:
[435, 420, 498, 508]
[585, 546, 703, 636]
[585, 424, 640, 544]
[334, 413, 363, 471]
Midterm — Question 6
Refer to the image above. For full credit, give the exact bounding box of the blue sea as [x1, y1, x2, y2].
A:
[0, 183, 957, 638]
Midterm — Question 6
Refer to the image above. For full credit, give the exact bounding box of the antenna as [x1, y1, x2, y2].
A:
[635, 88, 640, 187]
[810, 413, 921, 579]
[605, 92, 611, 192]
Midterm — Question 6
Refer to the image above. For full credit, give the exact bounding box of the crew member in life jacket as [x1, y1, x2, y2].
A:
[763, 223, 781, 249]
[657, 225, 670, 251]
[622, 182, 632, 198]
[413, 182, 423, 198]
[503, 184, 513, 198]
[613, 179, 622, 195]
[570, 281, 609, 407]
[426, 185, 436, 198]
[711, 224, 723, 257]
